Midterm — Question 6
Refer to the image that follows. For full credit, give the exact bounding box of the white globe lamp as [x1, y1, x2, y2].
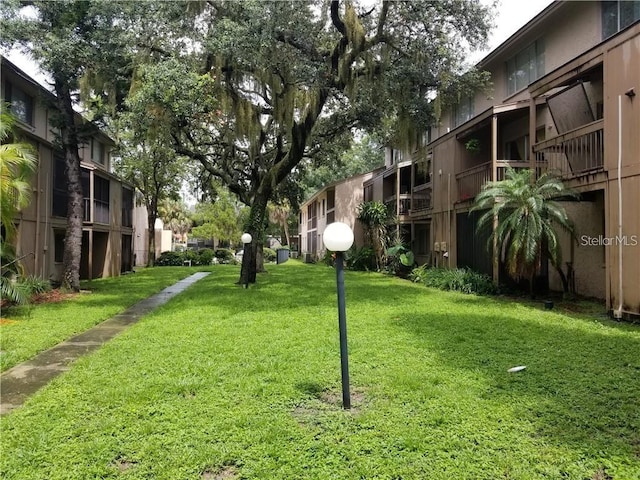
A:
[241, 233, 252, 244]
[323, 222, 354, 252]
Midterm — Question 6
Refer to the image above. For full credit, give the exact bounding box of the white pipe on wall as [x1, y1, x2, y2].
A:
[614, 95, 623, 319]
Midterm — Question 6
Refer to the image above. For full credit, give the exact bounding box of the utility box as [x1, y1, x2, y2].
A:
[434, 242, 440, 252]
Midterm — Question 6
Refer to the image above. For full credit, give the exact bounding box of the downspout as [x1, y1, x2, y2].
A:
[43, 169, 50, 279]
[34, 144, 42, 276]
[447, 172, 451, 269]
[613, 95, 623, 319]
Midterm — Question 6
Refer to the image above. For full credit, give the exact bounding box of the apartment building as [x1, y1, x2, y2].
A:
[410, 1, 639, 317]
[302, 1, 639, 317]
[299, 168, 383, 262]
[1, 57, 138, 283]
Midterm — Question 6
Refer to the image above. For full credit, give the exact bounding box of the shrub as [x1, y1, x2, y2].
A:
[183, 249, 198, 264]
[155, 251, 185, 266]
[214, 248, 235, 263]
[263, 247, 277, 262]
[346, 246, 376, 271]
[197, 248, 215, 266]
[410, 266, 497, 295]
[321, 250, 335, 266]
[409, 264, 429, 284]
[20, 275, 52, 296]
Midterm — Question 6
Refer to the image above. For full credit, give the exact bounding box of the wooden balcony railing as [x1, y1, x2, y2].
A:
[384, 194, 412, 216]
[456, 161, 532, 201]
[533, 119, 604, 177]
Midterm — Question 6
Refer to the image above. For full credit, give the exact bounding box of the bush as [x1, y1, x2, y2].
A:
[155, 251, 185, 266]
[410, 266, 497, 295]
[321, 250, 335, 266]
[263, 247, 277, 262]
[346, 246, 376, 271]
[214, 248, 235, 263]
[20, 275, 52, 296]
[197, 248, 215, 266]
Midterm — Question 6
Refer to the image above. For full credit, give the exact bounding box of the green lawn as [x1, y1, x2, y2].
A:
[0, 267, 200, 372]
[1, 261, 639, 479]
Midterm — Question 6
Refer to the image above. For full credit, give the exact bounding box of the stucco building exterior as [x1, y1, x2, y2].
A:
[2, 56, 141, 283]
[299, 168, 383, 262]
[302, 1, 640, 317]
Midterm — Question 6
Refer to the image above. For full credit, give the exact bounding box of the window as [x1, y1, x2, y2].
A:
[506, 39, 545, 95]
[52, 155, 67, 217]
[453, 96, 474, 127]
[5, 81, 34, 125]
[122, 187, 133, 227]
[364, 184, 373, 202]
[93, 175, 110, 224]
[321, 199, 326, 217]
[602, 1, 640, 39]
[54, 230, 65, 263]
[91, 138, 106, 165]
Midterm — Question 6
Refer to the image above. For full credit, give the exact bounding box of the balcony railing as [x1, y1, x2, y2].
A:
[533, 119, 604, 177]
[456, 161, 532, 201]
[384, 194, 412, 217]
[410, 192, 432, 213]
[83, 198, 110, 224]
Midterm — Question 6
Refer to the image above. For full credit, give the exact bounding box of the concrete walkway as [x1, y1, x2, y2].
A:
[0, 272, 210, 415]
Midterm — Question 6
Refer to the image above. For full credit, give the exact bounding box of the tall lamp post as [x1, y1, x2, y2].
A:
[241, 233, 252, 289]
[322, 222, 354, 410]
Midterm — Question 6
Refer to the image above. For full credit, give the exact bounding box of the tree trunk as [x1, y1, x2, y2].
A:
[240, 193, 269, 285]
[55, 76, 83, 292]
[147, 213, 156, 267]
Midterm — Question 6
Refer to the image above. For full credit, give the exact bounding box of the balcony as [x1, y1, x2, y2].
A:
[456, 161, 532, 201]
[385, 194, 412, 217]
[533, 119, 604, 178]
[83, 198, 110, 224]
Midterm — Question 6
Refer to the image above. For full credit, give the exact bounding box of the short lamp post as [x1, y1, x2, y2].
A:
[322, 222, 354, 410]
[241, 233, 252, 289]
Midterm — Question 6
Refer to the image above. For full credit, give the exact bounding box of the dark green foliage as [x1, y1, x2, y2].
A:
[346, 246, 377, 271]
[410, 266, 497, 295]
[154, 251, 185, 267]
[197, 248, 215, 266]
[214, 248, 235, 263]
[263, 248, 277, 263]
[20, 276, 52, 297]
[386, 244, 415, 277]
[156, 249, 223, 266]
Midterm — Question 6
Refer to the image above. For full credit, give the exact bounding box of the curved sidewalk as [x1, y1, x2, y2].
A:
[0, 272, 210, 415]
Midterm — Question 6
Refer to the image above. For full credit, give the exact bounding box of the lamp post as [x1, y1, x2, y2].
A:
[322, 222, 354, 409]
[241, 233, 252, 289]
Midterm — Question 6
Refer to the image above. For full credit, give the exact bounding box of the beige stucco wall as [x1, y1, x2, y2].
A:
[549, 197, 606, 299]
[603, 31, 640, 314]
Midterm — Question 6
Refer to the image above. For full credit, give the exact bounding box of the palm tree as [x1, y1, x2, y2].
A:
[1, 104, 37, 240]
[357, 201, 391, 271]
[1, 104, 38, 304]
[159, 199, 192, 244]
[267, 201, 291, 246]
[471, 167, 578, 297]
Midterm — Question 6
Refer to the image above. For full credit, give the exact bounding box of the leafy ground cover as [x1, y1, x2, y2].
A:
[0, 267, 201, 372]
[1, 262, 639, 479]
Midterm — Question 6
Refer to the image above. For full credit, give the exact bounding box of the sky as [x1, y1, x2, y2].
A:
[5, 0, 556, 87]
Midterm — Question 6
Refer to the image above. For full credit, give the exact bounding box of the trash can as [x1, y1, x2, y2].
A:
[276, 249, 290, 264]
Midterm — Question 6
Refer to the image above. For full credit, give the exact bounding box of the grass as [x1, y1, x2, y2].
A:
[0, 267, 201, 372]
[1, 261, 639, 479]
